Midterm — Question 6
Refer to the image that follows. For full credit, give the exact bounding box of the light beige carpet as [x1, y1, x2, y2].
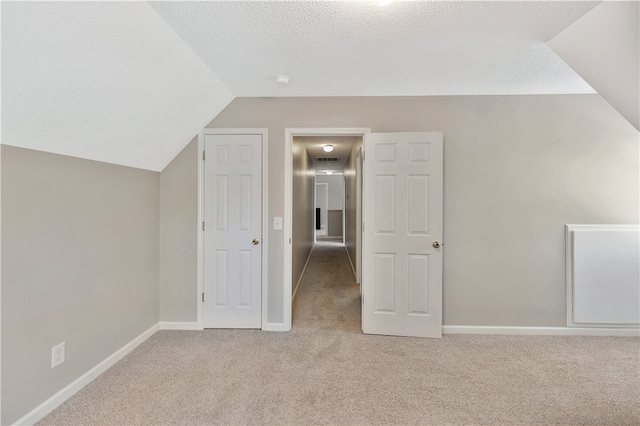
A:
[39, 243, 639, 425]
[314, 236, 344, 244]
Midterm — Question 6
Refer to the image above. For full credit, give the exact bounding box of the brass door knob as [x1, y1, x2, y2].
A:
[252, 238, 260, 245]
[432, 241, 441, 248]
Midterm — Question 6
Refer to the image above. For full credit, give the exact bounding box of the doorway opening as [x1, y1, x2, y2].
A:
[286, 129, 444, 338]
[284, 128, 370, 331]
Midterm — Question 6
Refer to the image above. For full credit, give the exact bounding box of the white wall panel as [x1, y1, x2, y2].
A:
[566, 225, 640, 327]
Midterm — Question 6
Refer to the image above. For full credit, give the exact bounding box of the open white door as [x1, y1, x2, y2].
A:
[362, 132, 443, 338]
[355, 147, 363, 286]
[203, 134, 262, 328]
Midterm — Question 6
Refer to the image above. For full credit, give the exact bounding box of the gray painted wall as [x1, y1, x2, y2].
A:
[315, 175, 344, 210]
[316, 175, 345, 237]
[2, 94, 637, 424]
[315, 182, 328, 230]
[159, 138, 198, 321]
[205, 95, 638, 327]
[327, 210, 343, 237]
[292, 137, 314, 295]
[1, 146, 160, 425]
[344, 139, 363, 277]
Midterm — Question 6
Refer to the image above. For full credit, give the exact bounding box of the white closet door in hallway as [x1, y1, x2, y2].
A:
[203, 134, 262, 328]
[362, 132, 443, 338]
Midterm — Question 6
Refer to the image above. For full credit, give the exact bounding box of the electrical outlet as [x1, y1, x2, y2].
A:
[51, 342, 65, 369]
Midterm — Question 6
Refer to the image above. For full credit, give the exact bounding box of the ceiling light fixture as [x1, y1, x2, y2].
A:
[377, 0, 395, 6]
[322, 145, 334, 152]
[326, 170, 333, 175]
[275, 75, 290, 84]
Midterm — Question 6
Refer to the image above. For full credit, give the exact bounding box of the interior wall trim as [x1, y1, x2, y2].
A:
[158, 322, 199, 331]
[14, 323, 160, 426]
[443, 325, 639, 336]
[262, 322, 289, 332]
[292, 245, 315, 303]
[13, 321, 637, 424]
[345, 244, 356, 280]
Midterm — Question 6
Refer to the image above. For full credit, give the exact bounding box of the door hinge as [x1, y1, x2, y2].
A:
[362, 222, 365, 233]
[202, 151, 206, 161]
[202, 292, 204, 302]
[202, 221, 205, 231]
[362, 294, 364, 305]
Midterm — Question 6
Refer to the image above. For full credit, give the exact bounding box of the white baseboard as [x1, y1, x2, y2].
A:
[443, 325, 640, 336]
[17, 322, 634, 426]
[344, 245, 356, 280]
[292, 246, 314, 302]
[262, 322, 290, 332]
[158, 321, 198, 331]
[14, 323, 159, 426]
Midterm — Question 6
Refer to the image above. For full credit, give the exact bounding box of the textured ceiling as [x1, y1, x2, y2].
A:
[301, 136, 357, 173]
[151, 1, 597, 97]
[2, 2, 234, 171]
[2, 1, 603, 172]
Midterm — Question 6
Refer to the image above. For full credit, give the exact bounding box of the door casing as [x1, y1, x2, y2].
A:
[355, 147, 363, 285]
[197, 128, 269, 330]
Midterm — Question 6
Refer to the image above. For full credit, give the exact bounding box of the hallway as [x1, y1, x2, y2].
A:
[292, 242, 361, 333]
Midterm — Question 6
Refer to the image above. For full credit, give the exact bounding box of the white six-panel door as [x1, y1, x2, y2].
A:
[203, 134, 262, 328]
[362, 132, 443, 338]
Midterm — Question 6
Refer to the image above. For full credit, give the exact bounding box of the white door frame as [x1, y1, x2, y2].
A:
[197, 128, 269, 330]
[342, 175, 347, 245]
[284, 128, 370, 330]
[355, 147, 363, 285]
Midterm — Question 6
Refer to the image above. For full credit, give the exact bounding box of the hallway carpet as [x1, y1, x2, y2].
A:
[39, 243, 639, 425]
[292, 243, 361, 333]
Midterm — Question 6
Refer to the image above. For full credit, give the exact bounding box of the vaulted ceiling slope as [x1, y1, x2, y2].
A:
[2, 2, 602, 172]
[549, 1, 639, 131]
[151, 1, 597, 97]
[2, 2, 234, 172]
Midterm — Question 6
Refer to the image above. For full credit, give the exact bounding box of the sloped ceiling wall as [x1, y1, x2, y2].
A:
[4, 1, 627, 171]
[1, 2, 234, 172]
[548, 1, 639, 131]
